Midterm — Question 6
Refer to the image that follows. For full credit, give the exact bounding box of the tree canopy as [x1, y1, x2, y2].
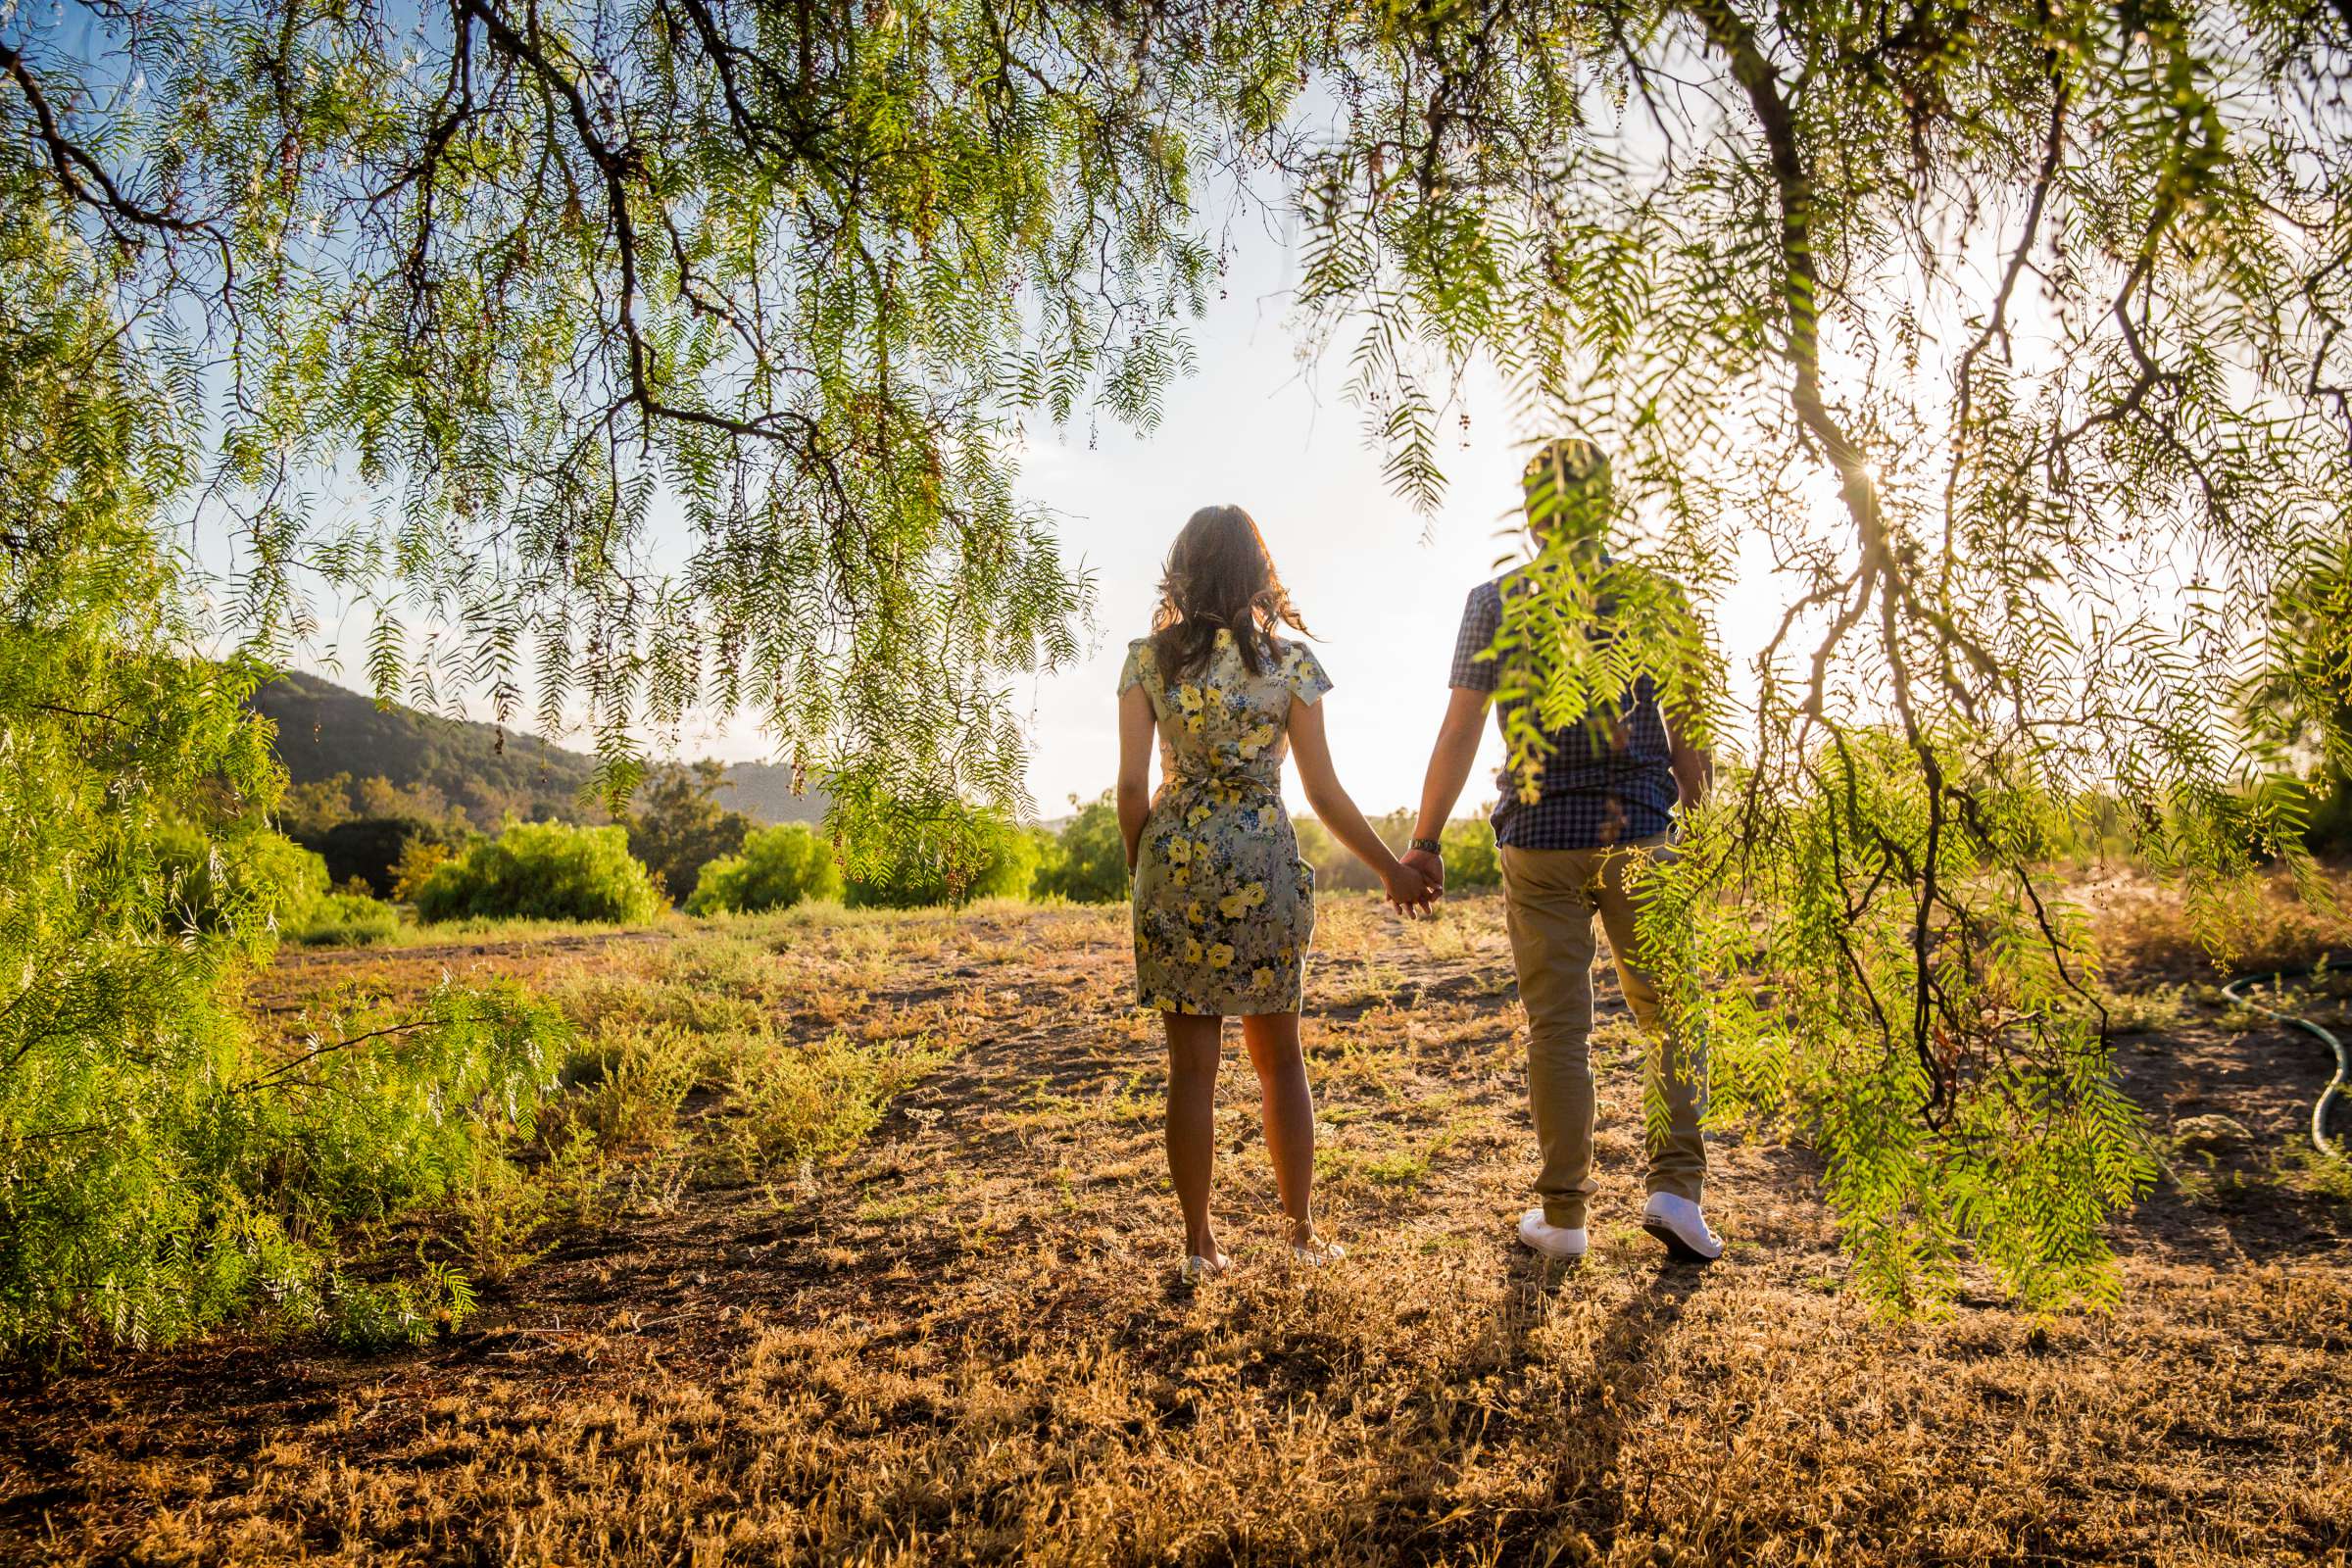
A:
[9, 0, 2351, 1307]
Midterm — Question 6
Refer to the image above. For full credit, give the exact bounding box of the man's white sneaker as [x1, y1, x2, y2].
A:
[1518, 1207, 1589, 1260]
[1641, 1192, 1724, 1262]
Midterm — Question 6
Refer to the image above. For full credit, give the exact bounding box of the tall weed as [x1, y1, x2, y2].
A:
[724, 1031, 957, 1178]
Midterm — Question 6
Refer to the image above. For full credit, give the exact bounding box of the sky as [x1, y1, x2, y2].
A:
[613, 215, 1781, 817]
[1001, 227, 1534, 819]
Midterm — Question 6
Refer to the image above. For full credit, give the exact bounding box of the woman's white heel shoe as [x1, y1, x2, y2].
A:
[1288, 1237, 1346, 1267]
[1179, 1250, 1232, 1286]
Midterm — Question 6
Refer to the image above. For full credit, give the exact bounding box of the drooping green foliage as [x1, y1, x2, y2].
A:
[0, 177, 567, 1353]
[2246, 541, 2352, 851]
[1272, 0, 2352, 1303]
[685, 822, 845, 914]
[1642, 736, 2153, 1311]
[628, 760, 755, 905]
[415, 823, 668, 925]
[0, 0, 1282, 879]
[1032, 793, 1131, 905]
[845, 813, 1040, 908]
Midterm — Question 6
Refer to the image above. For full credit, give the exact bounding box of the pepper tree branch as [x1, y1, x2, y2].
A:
[451, 0, 858, 527]
[1, 33, 238, 289]
[1, 37, 212, 239]
[1677, 0, 1975, 1122]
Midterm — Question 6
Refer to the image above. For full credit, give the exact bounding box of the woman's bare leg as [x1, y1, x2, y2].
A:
[1163, 1012, 1225, 1261]
[1241, 1012, 1318, 1246]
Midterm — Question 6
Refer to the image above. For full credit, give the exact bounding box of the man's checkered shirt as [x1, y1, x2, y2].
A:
[1447, 573, 1681, 851]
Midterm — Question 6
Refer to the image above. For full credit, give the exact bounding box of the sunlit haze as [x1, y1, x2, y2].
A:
[274, 215, 1802, 820]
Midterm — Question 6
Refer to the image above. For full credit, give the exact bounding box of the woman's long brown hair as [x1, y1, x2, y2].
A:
[1150, 505, 1309, 681]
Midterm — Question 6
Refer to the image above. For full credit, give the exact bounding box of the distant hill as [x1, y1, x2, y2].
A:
[712, 760, 829, 825]
[250, 672, 831, 827]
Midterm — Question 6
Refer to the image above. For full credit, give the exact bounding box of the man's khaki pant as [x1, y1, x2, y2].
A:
[1499, 836, 1705, 1230]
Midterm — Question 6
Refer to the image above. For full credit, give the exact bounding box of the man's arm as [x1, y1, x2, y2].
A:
[1666, 718, 1712, 814]
[1404, 686, 1490, 894]
[1652, 568, 1715, 816]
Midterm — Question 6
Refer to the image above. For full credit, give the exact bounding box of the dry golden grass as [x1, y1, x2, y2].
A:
[2077, 863, 2352, 983]
[3, 891, 2348, 1565]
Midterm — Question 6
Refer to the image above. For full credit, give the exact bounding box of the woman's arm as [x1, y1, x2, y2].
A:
[1116, 682, 1156, 873]
[1288, 696, 1427, 909]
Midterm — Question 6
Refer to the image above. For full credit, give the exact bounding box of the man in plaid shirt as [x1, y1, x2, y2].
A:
[1401, 438, 1722, 1263]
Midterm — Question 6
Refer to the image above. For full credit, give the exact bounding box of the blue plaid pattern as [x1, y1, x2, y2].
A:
[1448, 573, 1680, 850]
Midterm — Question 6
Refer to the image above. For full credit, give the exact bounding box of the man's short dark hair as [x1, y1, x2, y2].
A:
[1522, 438, 1613, 539]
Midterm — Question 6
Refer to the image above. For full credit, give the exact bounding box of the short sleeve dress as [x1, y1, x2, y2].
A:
[1119, 628, 1334, 1015]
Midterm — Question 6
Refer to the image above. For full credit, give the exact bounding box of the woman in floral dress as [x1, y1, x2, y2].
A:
[1116, 506, 1432, 1282]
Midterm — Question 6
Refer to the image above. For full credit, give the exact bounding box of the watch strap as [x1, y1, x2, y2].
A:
[1407, 836, 1444, 855]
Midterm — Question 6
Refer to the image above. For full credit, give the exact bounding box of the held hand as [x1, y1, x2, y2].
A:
[1384, 856, 1442, 917]
[1381, 860, 1429, 914]
[1399, 848, 1446, 910]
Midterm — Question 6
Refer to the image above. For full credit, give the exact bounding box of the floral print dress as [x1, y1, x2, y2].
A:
[1120, 629, 1333, 1015]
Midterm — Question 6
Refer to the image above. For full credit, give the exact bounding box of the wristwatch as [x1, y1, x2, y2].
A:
[1407, 836, 1443, 855]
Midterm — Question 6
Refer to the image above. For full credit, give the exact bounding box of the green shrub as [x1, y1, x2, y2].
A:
[415, 822, 665, 924]
[392, 836, 455, 902]
[151, 820, 330, 941]
[290, 890, 404, 947]
[685, 822, 843, 914]
[845, 813, 1039, 908]
[724, 1030, 957, 1177]
[1440, 817, 1501, 888]
[1032, 793, 1130, 904]
[558, 1023, 703, 1151]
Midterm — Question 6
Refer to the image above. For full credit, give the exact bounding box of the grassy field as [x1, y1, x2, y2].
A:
[3, 883, 2349, 1565]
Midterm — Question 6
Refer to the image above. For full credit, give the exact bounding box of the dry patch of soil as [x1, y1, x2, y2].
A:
[3, 896, 2347, 1566]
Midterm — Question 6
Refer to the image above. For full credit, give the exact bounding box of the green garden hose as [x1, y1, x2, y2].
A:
[2220, 969, 2351, 1163]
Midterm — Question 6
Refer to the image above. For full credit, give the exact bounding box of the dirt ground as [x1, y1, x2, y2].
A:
[2, 893, 2348, 1566]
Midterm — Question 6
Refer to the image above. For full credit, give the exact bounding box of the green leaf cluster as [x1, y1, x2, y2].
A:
[0, 174, 567, 1354]
[844, 811, 1039, 908]
[1646, 731, 2156, 1312]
